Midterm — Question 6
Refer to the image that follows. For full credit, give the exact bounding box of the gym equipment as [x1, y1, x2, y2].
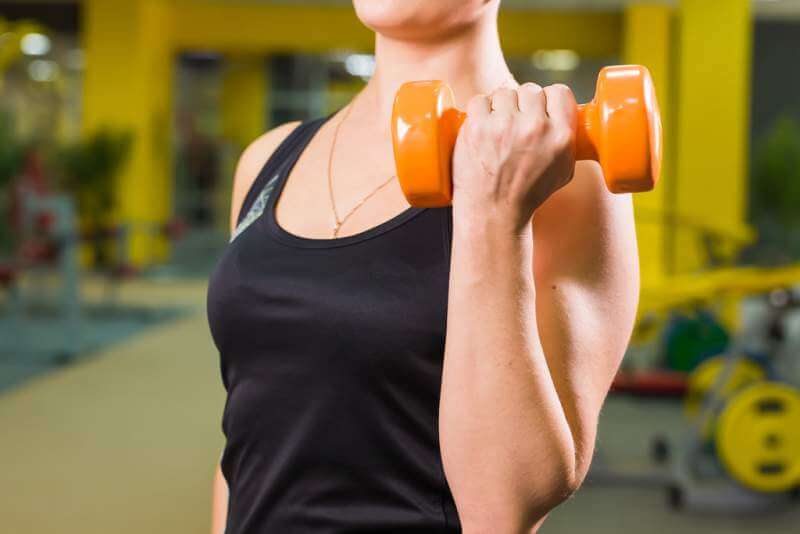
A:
[684, 355, 765, 417]
[10, 192, 84, 361]
[662, 310, 730, 373]
[391, 65, 662, 207]
[0, 263, 21, 321]
[611, 369, 688, 397]
[592, 275, 800, 514]
[716, 382, 800, 493]
[1, 183, 188, 361]
[101, 218, 188, 307]
[662, 289, 800, 511]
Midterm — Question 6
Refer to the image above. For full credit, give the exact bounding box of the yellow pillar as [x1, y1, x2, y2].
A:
[83, 0, 173, 266]
[221, 55, 268, 149]
[218, 54, 268, 229]
[673, 0, 753, 273]
[623, 3, 674, 286]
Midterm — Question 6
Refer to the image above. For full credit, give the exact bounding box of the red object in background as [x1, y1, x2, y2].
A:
[611, 370, 688, 397]
[0, 264, 17, 289]
[9, 149, 50, 237]
[22, 150, 48, 193]
[163, 218, 188, 240]
[35, 211, 56, 233]
[111, 263, 140, 281]
[19, 241, 59, 264]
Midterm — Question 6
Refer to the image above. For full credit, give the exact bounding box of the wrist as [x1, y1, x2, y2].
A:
[450, 208, 534, 285]
[452, 203, 533, 247]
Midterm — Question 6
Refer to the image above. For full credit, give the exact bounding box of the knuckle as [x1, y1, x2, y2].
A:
[464, 117, 484, 137]
[467, 94, 487, 108]
[465, 97, 488, 118]
[548, 83, 571, 95]
[536, 117, 552, 136]
[520, 82, 543, 93]
[550, 129, 575, 161]
[468, 115, 494, 138]
[553, 128, 573, 152]
[488, 116, 513, 137]
[492, 86, 514, 98]
[518, 117, 545, 141]
[549, 83, 577, 105]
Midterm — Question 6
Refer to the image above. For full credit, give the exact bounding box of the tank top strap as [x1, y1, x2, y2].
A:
[236, 117, 328, 227]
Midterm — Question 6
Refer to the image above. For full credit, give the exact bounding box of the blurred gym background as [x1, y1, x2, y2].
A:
[1, 0, 799, 532]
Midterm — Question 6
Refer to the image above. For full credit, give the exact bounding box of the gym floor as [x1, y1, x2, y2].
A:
[1, 277, 798, 534]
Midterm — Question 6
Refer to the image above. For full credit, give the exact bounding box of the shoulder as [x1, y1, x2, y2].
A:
[230, 121, 302, 233]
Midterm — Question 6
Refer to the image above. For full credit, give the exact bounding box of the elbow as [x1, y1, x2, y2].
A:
[547, 427, 584, 499]
[555, 462, 583, 502]
[521, 478, 580, 532]
[460, 462, 584, 534]
[523, 443, 585, 529]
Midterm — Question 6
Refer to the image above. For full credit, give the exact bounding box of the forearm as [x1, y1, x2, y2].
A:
[440, 216, 577, 532]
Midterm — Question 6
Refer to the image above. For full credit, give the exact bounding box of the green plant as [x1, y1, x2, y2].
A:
[0, 110, 27, 255]
[745, 114, 800, 264]
[55, 128, 133, 222]
[0, 111, 25, 190]
[751, 115, 800, 227]
[54, 128, 133, 266]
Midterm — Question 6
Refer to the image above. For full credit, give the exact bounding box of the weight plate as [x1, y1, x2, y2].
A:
[663, 311, 730, 372]
[684, 355, 765, 417]
[716, 382, 800, 493]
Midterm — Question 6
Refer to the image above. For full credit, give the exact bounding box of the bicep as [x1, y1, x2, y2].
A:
[531, 160, 639, 467]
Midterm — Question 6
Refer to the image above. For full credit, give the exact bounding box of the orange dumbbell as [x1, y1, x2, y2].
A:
[391, 65, 663, 207]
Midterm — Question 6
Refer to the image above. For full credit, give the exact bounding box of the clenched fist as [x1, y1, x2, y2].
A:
[451, 83, 579, 233]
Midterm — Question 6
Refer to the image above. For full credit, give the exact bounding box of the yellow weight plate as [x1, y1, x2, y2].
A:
[716, 382, 800, 493]
[684, 356, 765, 417]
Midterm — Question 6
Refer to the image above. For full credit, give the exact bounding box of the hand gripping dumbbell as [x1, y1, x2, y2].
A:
[391, 65, 663, 207]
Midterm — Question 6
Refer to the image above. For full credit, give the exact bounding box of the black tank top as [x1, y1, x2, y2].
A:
[207, 117, 461, 533]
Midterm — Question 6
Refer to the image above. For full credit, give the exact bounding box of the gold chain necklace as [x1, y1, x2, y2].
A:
[327, 98, 397, 238]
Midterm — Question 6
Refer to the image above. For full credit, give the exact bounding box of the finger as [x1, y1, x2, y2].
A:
[543, 84, 578, 131]
[490, 87, 519, 114]
[517, 82, 545, 116]
[466, 93, 491, 119]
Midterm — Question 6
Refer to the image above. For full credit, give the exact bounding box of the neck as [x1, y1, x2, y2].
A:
[357, 12, 515, 125]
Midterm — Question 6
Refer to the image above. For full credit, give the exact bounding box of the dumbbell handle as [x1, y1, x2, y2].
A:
[442, 100, 602, 163]
[576, 104, 600, 162]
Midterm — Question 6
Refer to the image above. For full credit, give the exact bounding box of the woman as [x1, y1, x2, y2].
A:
[207, 0, 639, 532]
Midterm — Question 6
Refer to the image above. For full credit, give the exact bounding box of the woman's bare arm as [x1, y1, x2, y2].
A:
[439, 85, 639, 532]
[212, 121, 301, 534]
[211, 464, 229, 534]
[532, 161, 639, 487]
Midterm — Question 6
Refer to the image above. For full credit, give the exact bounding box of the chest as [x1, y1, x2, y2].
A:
[207, 207, 453, 385]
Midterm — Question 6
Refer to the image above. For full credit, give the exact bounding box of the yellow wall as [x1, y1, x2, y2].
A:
[170, 2, 621, 58]
[221, 55, 267, 150]
[622, 0, 754, 295]
[218, 55, 269, 230]
[673, 0, 754, 273]
[623, 3, 674, 286]
[83, 0, 173, 265]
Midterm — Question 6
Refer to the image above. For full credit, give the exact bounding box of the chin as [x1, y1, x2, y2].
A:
[353, 0, 495, 41]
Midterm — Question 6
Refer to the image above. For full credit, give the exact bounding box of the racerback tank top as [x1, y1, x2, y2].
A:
[207, 117, 462, 533]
